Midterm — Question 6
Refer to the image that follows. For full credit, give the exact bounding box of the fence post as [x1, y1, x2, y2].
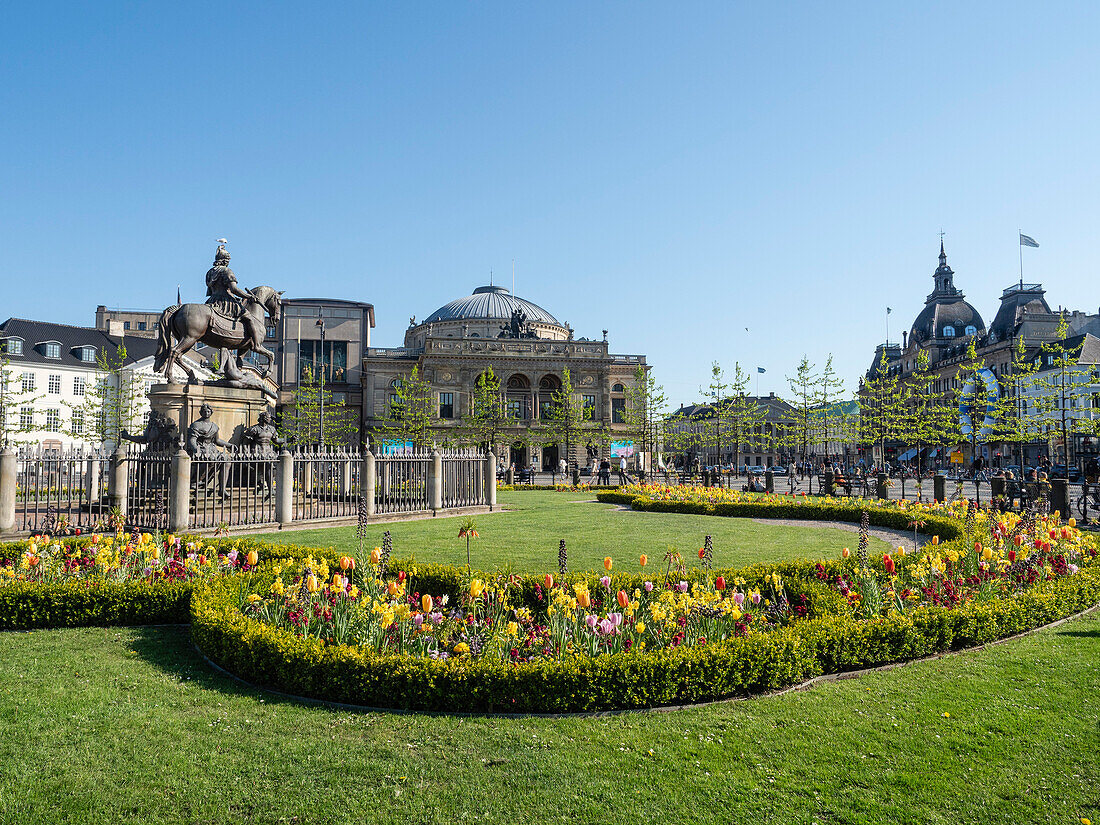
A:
[1050, 478, 1069, 521]
[340, 452, 353, 498]
[485, 450, 497, 510]
[934, 474, 946, 503]
[764, 469, 774, 493]
[363, 444, 376, 518]
[876, 472, 888, 500]
[169, 448, 191, 533]
[0, 448, 15, 534]
[86, 454, 101, 504]
[108, 445, 128, 521]
[276, 449, 294, 526]
[429, 446, 443, 513]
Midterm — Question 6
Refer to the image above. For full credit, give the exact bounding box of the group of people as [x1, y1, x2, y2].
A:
[506, 455, 633, 485]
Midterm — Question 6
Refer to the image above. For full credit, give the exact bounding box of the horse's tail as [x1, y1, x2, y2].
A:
[153, 306, 179, 374]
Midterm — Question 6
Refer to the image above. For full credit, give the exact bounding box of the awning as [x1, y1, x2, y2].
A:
[898, 448, 918, 461]
[929, 448, 939, 458]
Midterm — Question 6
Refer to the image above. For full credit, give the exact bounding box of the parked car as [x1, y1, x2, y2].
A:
[769, 465, 788, 475]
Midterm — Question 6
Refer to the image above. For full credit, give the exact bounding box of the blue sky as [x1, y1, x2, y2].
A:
[2, 2, 1098, 405]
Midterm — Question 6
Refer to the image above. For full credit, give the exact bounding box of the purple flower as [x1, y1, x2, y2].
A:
[644, 581, 654, 592]
[585, 614, 598, 629]
[610, 612, 623, 627]
[733, 592, 745, 606]
[678, 581, 689, 593]
[1069, 564, 1079, 574]
[599, 618, 615, 635]
[227, 550, 239, 563]
[600, 575, 611, 589]
[430, 612, 444, 625]
[412, 615, 424, 628]
[750, 592, 761, 605]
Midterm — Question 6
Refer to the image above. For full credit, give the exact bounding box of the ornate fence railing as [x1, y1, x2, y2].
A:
[374, 448, 431, 515]
[441, 448, 486, 509]
[293, 447, 360, 522]
[0, 443, 495, 537]
[14, 447, 111, 534]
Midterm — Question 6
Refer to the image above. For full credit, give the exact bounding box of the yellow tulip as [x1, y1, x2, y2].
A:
[370, 547, 382, 565]
[506, 621, 519, 636]
[246, 550, 259, 567]
[306, 574, 319, 592]
[1069, 517, 1077, 528]
[339, 555, 355, 570]
[469, 579, 484, 598]
[422, 594, 433, 612]
[332, 573, 345, 589]
[603, 557, 613, 571]
[577, 590, 591, 609]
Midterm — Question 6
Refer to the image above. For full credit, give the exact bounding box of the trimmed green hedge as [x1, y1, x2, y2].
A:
[596, 491, 963, 540]
[189, 561, 1100, 713]
[0, 579, 195, 630]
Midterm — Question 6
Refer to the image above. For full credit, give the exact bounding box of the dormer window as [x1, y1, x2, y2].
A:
[964, 325, 977, 336]
[942, 326, 956, 338]
[79, 346, 96, 363]
[2, 338, 22, 355]
[42, 342, 61, 359]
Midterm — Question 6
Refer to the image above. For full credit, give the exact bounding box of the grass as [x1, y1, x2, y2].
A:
[251, 490, 894, 573]
[0, 614, 1097, 824]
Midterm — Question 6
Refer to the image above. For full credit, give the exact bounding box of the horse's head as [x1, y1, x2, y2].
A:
[248, 286, 285, 326]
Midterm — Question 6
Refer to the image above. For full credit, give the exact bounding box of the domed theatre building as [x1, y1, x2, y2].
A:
[362, 285, 647, 470]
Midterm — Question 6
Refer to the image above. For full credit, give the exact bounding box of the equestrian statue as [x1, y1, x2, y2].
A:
[154, 243, 283, 399]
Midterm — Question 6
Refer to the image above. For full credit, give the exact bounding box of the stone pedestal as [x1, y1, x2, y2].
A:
[149, 383, 272, 448]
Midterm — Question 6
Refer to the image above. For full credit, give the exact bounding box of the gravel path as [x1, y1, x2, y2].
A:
[750, 518, 929, 551]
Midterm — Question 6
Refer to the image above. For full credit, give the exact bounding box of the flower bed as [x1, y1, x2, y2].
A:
[188, 500, 1100, 712]
[496, 483, 619, 492]
[6, 494, 1100, 713]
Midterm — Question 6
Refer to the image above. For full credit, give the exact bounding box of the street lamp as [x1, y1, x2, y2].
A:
[316, 307, 325, 448]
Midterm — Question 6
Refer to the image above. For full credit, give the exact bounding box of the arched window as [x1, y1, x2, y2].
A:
[390, 378, 403, 389]
[507, 374, 530, 390]
[942, 326, 956, 338]
[965, 325, 977, 336]
[612, 383, 625, 393]
[538, 375, 562, 391]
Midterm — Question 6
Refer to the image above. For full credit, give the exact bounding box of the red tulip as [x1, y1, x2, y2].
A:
[1008, 550, 1016, 563]
[544, 573, 554, 590]
[698, 548, 706, 559]
[1013, 535, 1023, 547]
[715, 576, 726, 591]
[617, 590, 629, 608]
[883, 554, 895, 575]
[397, 571, 406, 583]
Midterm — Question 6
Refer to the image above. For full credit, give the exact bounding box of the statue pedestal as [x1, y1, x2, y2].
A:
[150, 383, 272, 447]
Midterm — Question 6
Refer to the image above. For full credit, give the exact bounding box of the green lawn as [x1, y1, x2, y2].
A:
[0, 614, 1097, 824]
[252, 490, 893, 572]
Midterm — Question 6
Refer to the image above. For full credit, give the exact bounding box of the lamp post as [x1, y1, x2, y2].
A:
[316, 308, 325, 448]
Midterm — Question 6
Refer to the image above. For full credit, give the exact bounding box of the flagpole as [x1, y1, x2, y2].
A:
[1019, 229, 1023, 286]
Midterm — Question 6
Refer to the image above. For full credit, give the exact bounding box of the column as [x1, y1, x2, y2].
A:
[276, 450, 294, 525]
[429, 446, 443, 512]
[485, 450, 496, 509]
[109, 445, 128, 521]
[0, 449, 16, 534]
[363, 446, 377, 518]
[169, 449, 191, 533]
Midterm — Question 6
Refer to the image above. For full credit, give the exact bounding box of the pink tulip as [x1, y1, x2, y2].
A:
[600, 576, 611, 589]
[751, 592, 761, 605]
[644, 581, 654, 592]
[678, 581, 689, 593]
[733, 592, 745, 606]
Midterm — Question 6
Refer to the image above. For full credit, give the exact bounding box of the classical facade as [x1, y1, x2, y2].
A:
[362, 285, 646, 470]
[867, 243, 1100, 465]
[666, 394, 797, 469]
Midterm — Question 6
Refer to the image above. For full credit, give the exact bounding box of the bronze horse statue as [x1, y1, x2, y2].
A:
[154, 285, 283, 397]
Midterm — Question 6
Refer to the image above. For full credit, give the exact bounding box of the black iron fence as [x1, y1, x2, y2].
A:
[16, 447, 111, 534]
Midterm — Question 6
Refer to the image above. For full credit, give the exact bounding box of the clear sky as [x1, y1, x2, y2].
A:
[2, 2, 1098, 406]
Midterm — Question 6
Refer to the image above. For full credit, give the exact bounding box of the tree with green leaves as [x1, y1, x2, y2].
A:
[538, 367, 594, 473]
[721, 363, 767, 474]
[898, 349, 956, 500]
[372, 364, 435, 449]
[278, 363, 360, 448]
[859, 350, 902, 471]
[815, 356, 848, 464]
[0, 353, 43, 447]
[457, 367, 510, 454]
[622, 365, 668, 471]
[783, 356, 820, 467]
[64, 341, 145, 450]
[956, 338, 997, 466]
[1035, 315, 1097, 465]
[699, 362, 730, 467]
[992, 335, 1043, 470]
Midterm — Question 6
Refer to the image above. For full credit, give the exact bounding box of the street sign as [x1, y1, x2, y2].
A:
[950, 451, 964, 464]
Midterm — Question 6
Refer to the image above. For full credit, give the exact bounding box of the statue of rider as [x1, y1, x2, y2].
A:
[205, 244, 260, 344]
